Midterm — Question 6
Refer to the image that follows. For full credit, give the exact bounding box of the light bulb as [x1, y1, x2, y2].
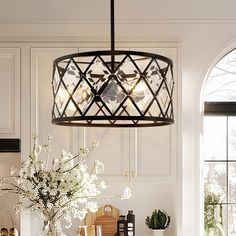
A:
[131, 81, 146, 102]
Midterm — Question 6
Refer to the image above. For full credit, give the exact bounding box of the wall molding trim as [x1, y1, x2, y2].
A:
[0, 37, 181, 45]
[1, 18, 236, 25]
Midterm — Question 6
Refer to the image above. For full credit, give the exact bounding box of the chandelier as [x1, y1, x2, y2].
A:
[52, 0, 174, 127]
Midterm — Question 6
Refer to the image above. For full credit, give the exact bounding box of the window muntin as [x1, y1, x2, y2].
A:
[204, 49, 236, 102]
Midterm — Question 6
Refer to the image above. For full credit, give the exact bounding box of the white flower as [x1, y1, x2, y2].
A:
[83, 147, 89, 155]
[77, 198, 88, 203]
[92, 140, 99, 148]
[99, 180, 107, 189]
[79, 163, 88, 172]
[86, 201, 98, 212]
[32, 133, 38, 139]
[0, 135, 131, 234]
[94, 160, 104, 174]
[34, 144, 42, 157]
[61, 150, 69, 159]
[74, 209, 87, 220]
[121, 187, 132, 200]
[47, 203, 53, 209]
[89, 175, 98, 182]
[48, 135, 54, 143]
[64, 213, 72, 228]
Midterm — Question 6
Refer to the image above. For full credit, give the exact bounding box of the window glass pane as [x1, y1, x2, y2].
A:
[228, 205, 236, 236]
[204, 116, 227, 160]
[228, 117, 236, 160]
[204, 49, 236, 102]
[204, 162, 227, 202]
[229, 163, 236, 203]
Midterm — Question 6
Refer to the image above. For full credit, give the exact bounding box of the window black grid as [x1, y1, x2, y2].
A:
[204, 101, 236, 236]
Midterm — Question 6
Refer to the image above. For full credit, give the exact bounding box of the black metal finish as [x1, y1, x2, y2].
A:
[110, 0, 115, 72]
[204, 102, 236, 115]
[51, 1, 174, 127]
[53, 50, 173, 66]
[52, 117, 173, 127]
[111, 0, 115, 52]
[0, 139, 21, 152]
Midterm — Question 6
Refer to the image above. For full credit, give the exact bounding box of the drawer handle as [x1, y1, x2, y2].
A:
[124, 170, 129, 178]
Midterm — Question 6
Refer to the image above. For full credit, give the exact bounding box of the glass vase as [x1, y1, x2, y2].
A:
[43, 219, 58, 236]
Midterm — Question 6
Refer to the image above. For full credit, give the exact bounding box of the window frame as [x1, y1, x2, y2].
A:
[204, 101, 236, 235]
[205, 102, 236, 116]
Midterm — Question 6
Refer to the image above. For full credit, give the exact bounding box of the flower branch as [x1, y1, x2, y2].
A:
[0, 135, 131, 236]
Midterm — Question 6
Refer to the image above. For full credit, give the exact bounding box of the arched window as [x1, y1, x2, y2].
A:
[203, 49, 236, 236]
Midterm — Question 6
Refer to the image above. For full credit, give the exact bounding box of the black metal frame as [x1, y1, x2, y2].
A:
[204, 102, 236, 116]
[0, 139, 21, 152]
[51, 0, 174, 127]
[53, 50, 173, 67]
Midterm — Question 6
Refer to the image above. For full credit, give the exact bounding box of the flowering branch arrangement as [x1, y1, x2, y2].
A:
[0, 135, 131, 236]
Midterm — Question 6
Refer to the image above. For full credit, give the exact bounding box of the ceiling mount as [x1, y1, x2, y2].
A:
[51, 0, 174, 127]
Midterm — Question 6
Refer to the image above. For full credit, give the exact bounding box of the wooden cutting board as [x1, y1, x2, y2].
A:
[94, 215, 116, 236]
[85, 205, 119, 236]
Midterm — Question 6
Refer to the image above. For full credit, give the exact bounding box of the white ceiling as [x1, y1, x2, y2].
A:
[1, 0, 236, 23]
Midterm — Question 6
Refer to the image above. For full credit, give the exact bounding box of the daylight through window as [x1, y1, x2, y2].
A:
[204, 49, 236, 236]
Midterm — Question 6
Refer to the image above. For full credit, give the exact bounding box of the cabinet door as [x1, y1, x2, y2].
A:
[0, 48, 20, 138]
[31, 48, 79, 157]
[130, 47, 178, 182]
[130, 127, 177, 182]
[81, 127, 130, 182]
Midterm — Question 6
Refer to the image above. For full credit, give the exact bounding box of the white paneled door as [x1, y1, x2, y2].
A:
[80, 127, 130, 182]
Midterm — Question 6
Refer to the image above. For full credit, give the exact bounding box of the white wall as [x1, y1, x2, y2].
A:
[1, 0, 236, 236]
[0, 0, 236, 22]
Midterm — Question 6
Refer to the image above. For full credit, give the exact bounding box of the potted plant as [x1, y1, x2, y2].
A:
[145, 209, 171, 236]
[204, 188, 225, 236]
